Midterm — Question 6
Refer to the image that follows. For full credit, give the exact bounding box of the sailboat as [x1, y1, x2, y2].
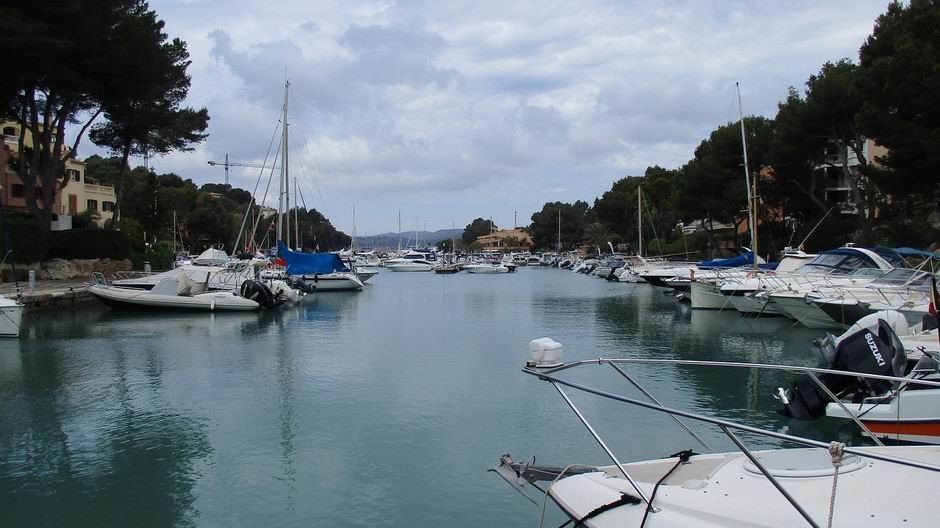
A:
[688, 83, 765, 309]
[270, 82, 363, 291]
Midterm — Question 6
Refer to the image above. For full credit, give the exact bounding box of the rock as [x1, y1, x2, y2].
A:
[41, 258, 72, 280]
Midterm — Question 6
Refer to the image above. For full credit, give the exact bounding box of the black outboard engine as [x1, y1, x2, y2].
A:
[239, 279, 280, 308]
[778, 317, 906, 420]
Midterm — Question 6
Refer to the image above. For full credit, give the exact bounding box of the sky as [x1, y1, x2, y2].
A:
[88, 0, 890, 236]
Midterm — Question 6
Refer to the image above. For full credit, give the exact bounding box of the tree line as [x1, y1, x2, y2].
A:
[0, 1, 350, 267]
[83, 156, 350, 266]
[526, 1, 939, 257]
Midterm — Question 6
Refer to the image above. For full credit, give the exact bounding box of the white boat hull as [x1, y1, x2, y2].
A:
[302, 272, 364, 291]
[771, 294, 842, 328]
[827, 389, 940, 445]
[0, 300, 24, 337]
[549, 446, 940, 527]
[89, 285, 260, 311]
[467, 265, 510, 274]
[728, 293, 782, 315]
[385, 262, 433, 272]
[689, 281, 728, 310]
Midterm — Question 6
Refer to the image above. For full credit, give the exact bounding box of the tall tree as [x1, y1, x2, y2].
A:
[856, 0, 940, 199]
[675, 117, 774, 248]
[462, 218, 493, 246]
[529, 201, 592, 250]
[0, 1, 139, 228]
[90, 3, 209, 227]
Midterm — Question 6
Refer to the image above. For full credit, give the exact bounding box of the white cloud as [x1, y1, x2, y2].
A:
[92, 0, 891, 234]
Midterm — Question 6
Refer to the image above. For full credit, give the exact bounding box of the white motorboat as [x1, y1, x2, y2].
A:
[0, 295, 24, 337]
[492, 338, 940, 527]
[466, 263, 510, 274]
[301, 271, 364, 291]
[355, 267, 379, 283]
[385, 251, 435, 272]
[89, 272, 262, 311]
[778, 310, 940, 445]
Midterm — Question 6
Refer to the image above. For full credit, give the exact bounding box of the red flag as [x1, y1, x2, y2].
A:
[930, 276, 938, 317]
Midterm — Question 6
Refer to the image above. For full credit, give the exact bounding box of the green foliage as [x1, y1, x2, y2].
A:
[71, 210, 101, 229]
[462, 218, 492, 246]
[529, 201, 593, 250]
[857, 0, 940, 199]
[0, 1, 188, 226]
[46, 229, 130, 260]
[4, 213, 48, 263]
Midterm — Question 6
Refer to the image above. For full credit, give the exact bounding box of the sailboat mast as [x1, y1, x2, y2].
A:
[285, 81, 292, 250]
[556, 208, 561, 253]
[293, 177, 300, 250]
[277, 80, 290, 246]
[398, 211, 402, 252]
[638, 186, 643, 257]
[736, 82, 757, 269]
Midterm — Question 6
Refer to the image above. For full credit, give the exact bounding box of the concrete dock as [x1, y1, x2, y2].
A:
[0, 279, 93, 309]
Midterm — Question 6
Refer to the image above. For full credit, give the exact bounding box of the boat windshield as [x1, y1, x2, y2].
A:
[798, 252, 880, 274]
[872, 267, 928, 286]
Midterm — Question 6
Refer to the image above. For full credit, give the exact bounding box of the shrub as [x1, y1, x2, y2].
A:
[46, 228, 130, 260]
[2, 213, 48, 263]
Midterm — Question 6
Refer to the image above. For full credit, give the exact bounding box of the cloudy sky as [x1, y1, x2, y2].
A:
[115, 0, 889, 236]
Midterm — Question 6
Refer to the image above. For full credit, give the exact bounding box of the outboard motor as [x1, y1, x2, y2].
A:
[239, 279, 280, 308]
[778, 311, 908, 420]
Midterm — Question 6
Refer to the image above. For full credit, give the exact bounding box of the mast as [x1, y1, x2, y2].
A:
[736, 82, 757, 270]
[352, 204, 357, 252]
[556, 208, 561, 253]
[277, 80, 290, 247]
[637, 186, 643, 257]
[293, 177, 300, 250]
[398, 211, 402, 252]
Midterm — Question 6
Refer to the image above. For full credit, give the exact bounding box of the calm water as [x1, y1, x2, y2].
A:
[1, 268, 847, 527]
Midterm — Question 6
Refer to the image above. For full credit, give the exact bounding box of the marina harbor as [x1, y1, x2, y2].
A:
[3, 1, 940, 527]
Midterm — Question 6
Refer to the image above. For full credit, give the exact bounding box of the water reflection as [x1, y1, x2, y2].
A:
[0, 337, 210, 527]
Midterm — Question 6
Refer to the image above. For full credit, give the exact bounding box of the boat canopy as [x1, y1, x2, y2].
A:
[193, 248, 229, 265]
[698, 251, 755, 269]
[277, 242, 350, 275]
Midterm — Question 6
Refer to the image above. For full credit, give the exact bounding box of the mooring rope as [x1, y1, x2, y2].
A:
[827, 441, 845, 528]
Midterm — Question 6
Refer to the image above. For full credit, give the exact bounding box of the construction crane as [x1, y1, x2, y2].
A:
[207, 154, 279, 185]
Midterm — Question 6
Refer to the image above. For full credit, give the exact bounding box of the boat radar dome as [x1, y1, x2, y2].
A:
[527, 338, 564, 368]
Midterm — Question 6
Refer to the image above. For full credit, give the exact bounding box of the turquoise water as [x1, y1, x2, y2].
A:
[1, 268, 843, 527]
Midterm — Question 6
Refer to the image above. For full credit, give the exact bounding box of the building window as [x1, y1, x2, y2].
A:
[11, 184, 24, 198]
[102, 201, 114, 212]
[2, 126, 16, 137]
[66, 169, 81, 182]
[87, 199, 98, 211]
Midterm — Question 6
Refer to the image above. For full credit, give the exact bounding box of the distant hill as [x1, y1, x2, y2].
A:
[354, 228, 463, 250]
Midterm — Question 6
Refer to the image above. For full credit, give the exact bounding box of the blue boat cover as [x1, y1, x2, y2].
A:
[698, 251, 755, 269]
[874, 246, 940, 259]
[277, 241, 350, 275]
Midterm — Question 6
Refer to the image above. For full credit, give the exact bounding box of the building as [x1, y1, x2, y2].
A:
[476, 228, 533, 251]
[2, 121, 116, 227]
[815, 138, 886, 215]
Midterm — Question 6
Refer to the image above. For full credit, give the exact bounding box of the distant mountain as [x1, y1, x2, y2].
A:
[354, 228, 463, 250]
